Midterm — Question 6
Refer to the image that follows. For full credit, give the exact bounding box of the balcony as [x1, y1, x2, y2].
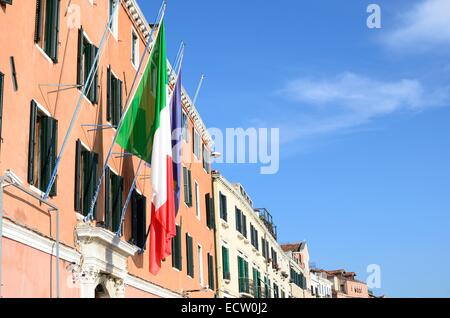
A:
[239, 278, 268, 299]
[239, 278, 254, 298]
[255, 208, 278, 240]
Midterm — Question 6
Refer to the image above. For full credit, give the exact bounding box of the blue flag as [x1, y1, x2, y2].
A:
[171, 70, 182, 215]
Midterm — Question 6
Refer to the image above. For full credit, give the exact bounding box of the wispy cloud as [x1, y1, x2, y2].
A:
[384, 0, 450, 52]
[277, 72, 449, 141]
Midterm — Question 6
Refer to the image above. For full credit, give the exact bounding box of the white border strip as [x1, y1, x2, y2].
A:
[2, 219, 81, 264]
[125, 274, 182, 298]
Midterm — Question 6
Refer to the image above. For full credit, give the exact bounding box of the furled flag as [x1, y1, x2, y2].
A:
[170, 70, 182, 215]
[146, 22, 176, 275]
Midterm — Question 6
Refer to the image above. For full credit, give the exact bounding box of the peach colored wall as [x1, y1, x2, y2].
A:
[2, 238, 80, 298]
[0, 0, 215, 298]
[125, 285, 161, 299]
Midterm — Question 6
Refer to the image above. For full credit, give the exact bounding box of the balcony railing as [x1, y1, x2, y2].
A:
[255, 208, 278, 240]
[239, 278, 271, 299]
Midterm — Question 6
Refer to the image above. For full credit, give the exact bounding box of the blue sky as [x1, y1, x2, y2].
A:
[138, 0, 450, 297]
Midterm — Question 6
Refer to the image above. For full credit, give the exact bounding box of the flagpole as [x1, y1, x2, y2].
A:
[115, 42, 185, 237]
[43, 0, 121, 200]
[139, 50, 185, 254]
[85, 1, 167, 222]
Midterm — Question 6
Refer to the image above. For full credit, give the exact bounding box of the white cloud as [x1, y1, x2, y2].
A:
[385, 0, 450, 51]
[278, 72, 448, 140]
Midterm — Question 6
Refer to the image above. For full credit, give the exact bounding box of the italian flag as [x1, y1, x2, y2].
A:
[116, 22, 176, 275]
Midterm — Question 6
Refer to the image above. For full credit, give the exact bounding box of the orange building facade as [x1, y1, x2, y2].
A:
[0, 0, 215, 298]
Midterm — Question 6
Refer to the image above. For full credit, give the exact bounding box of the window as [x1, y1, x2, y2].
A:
[74, 140, 98, 217]
[181, 112, 189, 142]
[194, 181, 200, 220]
[77, 28, 99, 104]
[219, 192, 228, 221]
[250, 224, 259, 250]
[207, 253, 214, 290]
[107, 66, 123, 127]
[34, 0, 60, 62]
[108, 0, 119, 38]
[28, 100, 58, 196]
[131, 190, 146, 249]
[237, 256, 249, 294]
[222, 246, 230, 280]
[0, 72, 3, 144]
[105, 167, 123, 233]
[183, 167, 192, 206]
[202, 145, 210, 173]
[235, 208, 247, 238]
[171, 225, 182, 270]
[205, 193, 215, 230]
[281, 290, 285, 299]
[186, 233, 194, 278]
[198, 245, 204, 286]
[273, 283, 279, 298]
[193, 128, 201, 159]
[131, 29, 139, 68]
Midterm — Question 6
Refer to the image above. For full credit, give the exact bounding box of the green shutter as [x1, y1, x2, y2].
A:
[222, 246, 229, 279]
[44, 0, 53, 56]
[111, 174, 123, 233]
[34, 0, 42, 43]
[237, 256, 243, 292]
[172, 225, 182, 270]
[205, 193, 215, 230]
[208, 254, 214, 290]
[107, 66, 112, 122]
[105, 167, 111, 228]
[77, 27, 84, 86]
[187, 169, 192, 206]
[183, 167, 188, 205]
[40, 116, 58, 196]
[91, 152, 98, 218]
[74, 140, 82, 212]
[28, 101, 38, 185]
[137, 194, 146, 249]
[116, 79, 122, 126]
[186, 234, 194, 277]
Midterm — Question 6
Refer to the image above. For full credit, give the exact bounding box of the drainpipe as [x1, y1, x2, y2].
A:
[0, 172, 60, 298]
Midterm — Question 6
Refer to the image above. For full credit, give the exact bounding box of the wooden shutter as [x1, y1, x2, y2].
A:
[117, 79, 123, 124]
[186, 234, 194, 277]
[105, 167, 111, 228]
[74, 139, 82, 212]
[222, 246, 229, 279]
[183, 167, 188, 205]
[187, 169, 192, 206]
[28, 101, 38, 185]
[205, 193, 215, 230]
[137, 194, 147, 249]
[111, 174, 123, 233]
[208, 254, 214, 290]
[52, 0, 61, 62]
[172, 225, 182, 270]
[77, 27, 84, 86]
[40, 116, 58, 196]
[91, 152, 99, 218]
[34, 0, 42, 43]
[107, 66, 112, 122]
